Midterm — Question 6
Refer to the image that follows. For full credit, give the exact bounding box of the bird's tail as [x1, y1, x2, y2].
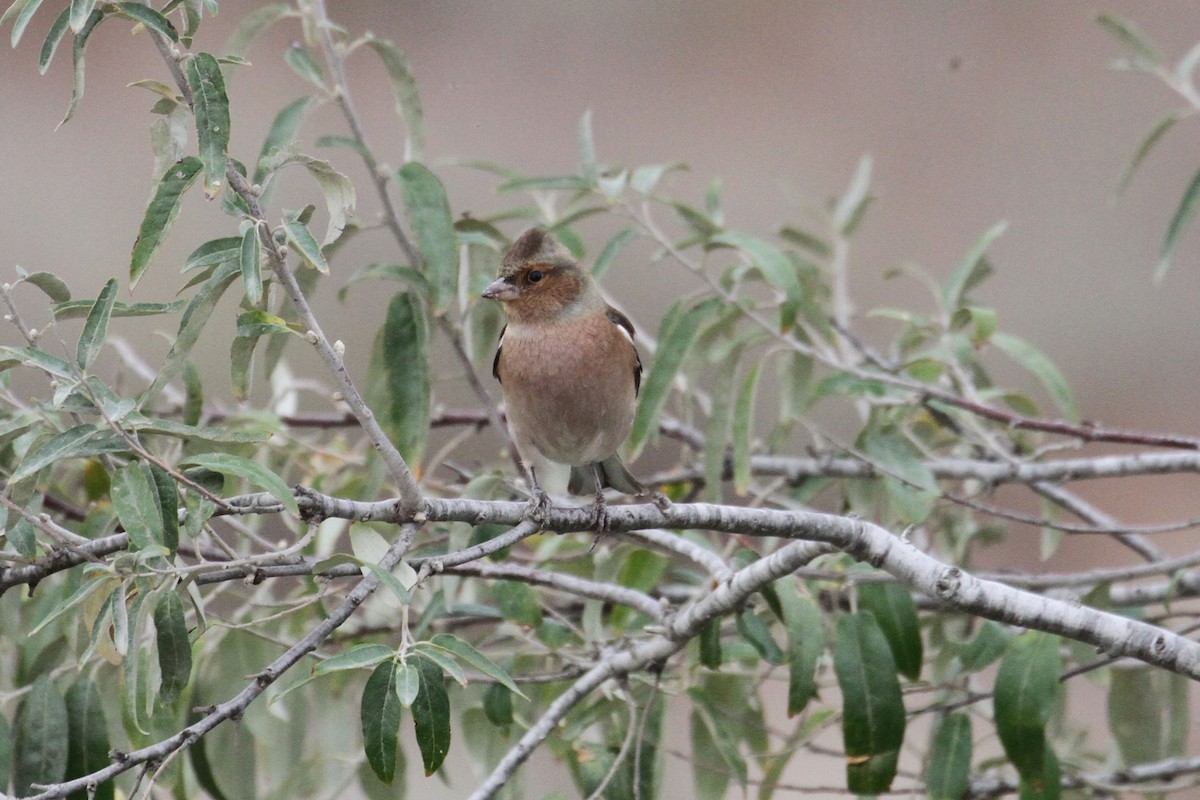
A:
[569, 455, 644, 496]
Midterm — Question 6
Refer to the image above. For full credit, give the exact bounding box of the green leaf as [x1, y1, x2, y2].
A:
[412, 654, 451, 776]
[592, 227, 636, 281]
[776, 580, 823, 716]
[832, 154, 873, 235]
[0, 344, 76, 380]
[183, 360, 203, 426]
[188, 720, 231, 800]
[990, 332, 1078, 421]
[857, 581, 923, 681]
[147, 462, 179, 552]
[224, 2, 290, 61]
[429, 633, 527, 697]
[68, 0, 94, 31]
[396, 162, 457, 312]
[184, 236, 242, 271]
[5, 0, 45, 47]
[481, 682, 511, 727]
[1107, 665, 1188, 768]
[53, 299, 185, 320]
[57, 8, 104, 128]
[361, 660, 402, 784]
[282, 218, 328, 273]
[239, 226, 263, 304]
[687, 688, 747, 791]
[731, 362, 760, 495]
[862, 428, 939, 524]
[925, 712, 972, 800]
[942, 221, 1006, 311]
[141, 260, 241, 405]
[154, 592, 192, 704]
[186, 52, 231, 195]
[0, 712, 10, 793]
[38, 6, 69, 74]
[24, 270, 71, 302]
[994, 631, 1061, 797]
[779, 225, 832, 259]
[736, 609, 784, 664]
[833, 612, 906, 795]
[258, 152, 356, 245]
[629, 297, 722, 458]
[130, 156, 203, 286]
[64, 679, 112, 800]
[710, 231, 802, 330]
[690, 708, 732, 800]
[10, 424, 127, 483]
[1118, 111, 1185, 195]
[698, 617, 722, 670]
[112, 462, 164, 550]
[380, 291, 430, 465]
[180, 451, 299, 515]
[13, 675, 68, 796]
[283, 41, 324, 86]
[254, 96, 312, 183]
[235, 310, 293, 338]
[395, 662, 421, 707]
[317, 644, 395, 675]
[113, 2, 176, 40]
[1097, 13, 1163, 70]
[492, 579, 543, 628]
[364, 36, 425, 163]
[75, 277, 117, 369]
[1156, 165, 1200, 282]
[957, 619, 1010, 672]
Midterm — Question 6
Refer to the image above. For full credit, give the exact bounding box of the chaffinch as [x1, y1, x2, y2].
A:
[483, 228, 645, 518]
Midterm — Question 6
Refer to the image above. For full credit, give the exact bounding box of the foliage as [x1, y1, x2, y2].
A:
[0, 3, 1198, 800]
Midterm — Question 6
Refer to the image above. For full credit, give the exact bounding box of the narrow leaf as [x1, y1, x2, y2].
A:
[223, 2, 290, 61]
[364, 37, 425, 163]
[316, 644, 394, 675]
[412, 654, 451, 775]
[361, 660, 402, 783]
[994, 632, 1061, 795]
[833, 612, 906, 794]
[180, 451, 299, 515]
[259, 152, 356, 245]
[731, 362, 760, 495]
[926, 713, 972, 800]
[710, 231, 803, 330]
[396, 162, 456, 311]
[429, 633, 527, 697]
[578, 108, 597, 185]
[253, 96, 313, 183]
[832, 154, 873, 234]
[629, 297, 722, 457]
[13, 675, 68, 797]
[68, 0, 94, 32]
[776, 580, 823, 716]
[592, 226, 636, 281]
[942, 221, 1006, 311]
[142, 261, 240, 405]
[380, 291, 430, 465]
[1097, 13, 1164, 70]
[64, 679, 112, 800]
[23, 271, 71, 302]
[154, 592, 192, 704]
[113, 2, 176, 40]
[857, 581, 923, 681]
[186, 52, 231, 196]
[1118, 111, 1185, 195]
[147, 462, 179, 552]
[1156, 165, 1200, 281]
[11, 424, 127, 483]
[111, 462, 164, 550]
[57, 8, 104, 128]
[990, 332, 1079, 421]
[282, 218, 328, 273]
[38, 6, 69, 74]
[240, 225, 262, 304]
[6, 0, 45, 47]
[283, 42, 324, 86]
[130, 156, 204, 286]
[75, 277, 117, 369]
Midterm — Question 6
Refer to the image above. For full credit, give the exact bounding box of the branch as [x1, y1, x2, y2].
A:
[23, 525, 419, 800]
[467, 538, 832, 800]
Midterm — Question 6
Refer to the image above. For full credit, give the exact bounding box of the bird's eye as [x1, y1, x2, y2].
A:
[527, 270, 544, 284]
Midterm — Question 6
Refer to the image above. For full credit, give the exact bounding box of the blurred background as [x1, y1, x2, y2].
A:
[3, 1, 1200, 795]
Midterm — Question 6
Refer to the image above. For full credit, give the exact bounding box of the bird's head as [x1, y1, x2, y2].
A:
[482, 228, 598, 322]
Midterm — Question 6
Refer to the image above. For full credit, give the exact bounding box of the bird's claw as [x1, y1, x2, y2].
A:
[586, 494, 611, 553]
[523, 490, 551, 524]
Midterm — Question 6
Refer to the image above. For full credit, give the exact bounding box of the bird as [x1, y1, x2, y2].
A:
[482, 228, 645, 525]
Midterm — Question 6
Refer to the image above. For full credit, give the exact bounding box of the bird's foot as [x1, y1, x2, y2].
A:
[651, 490, 672, 512]
[523, 489, 551, 524]
[586, 493, 611, 553]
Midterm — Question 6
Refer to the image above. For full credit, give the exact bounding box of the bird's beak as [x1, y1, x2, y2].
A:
[482, 277, 518, 301]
